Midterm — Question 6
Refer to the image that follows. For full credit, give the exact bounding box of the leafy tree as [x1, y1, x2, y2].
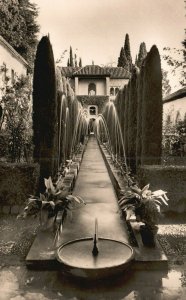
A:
[162, 69, 171, 97]
[136, 42, 147, 68]
[0, 70, 32, 162]
[124, 33, 132, 70]
[0, 0, 39, 64]
[33, 36, 57, 192]
[162, 47, 186, 87]
[141, 45, 162, 165]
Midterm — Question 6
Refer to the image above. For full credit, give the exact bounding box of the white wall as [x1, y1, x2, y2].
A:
[0, 40, 28, 98]
[163, 97, 186, 124]
[110, 78, 128, 88]
[78, 78, 106, 95]
[0, 44, 27, 78]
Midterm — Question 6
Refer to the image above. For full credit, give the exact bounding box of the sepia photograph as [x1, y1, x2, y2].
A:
[0, 0, 186, 299]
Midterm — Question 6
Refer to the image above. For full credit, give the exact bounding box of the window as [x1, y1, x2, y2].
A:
[110, 87, 114, 96]
[89, 106, 96, 115]
[115, 88, 119, 95]
[88, 83, 96, 95]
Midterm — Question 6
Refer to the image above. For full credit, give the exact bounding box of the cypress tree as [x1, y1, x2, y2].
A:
[137, 42, 147, 68]
[74, 53, 77, 67]
[79, 58, 82, 67]
[117, 47, 129, 69]
[69, 46, 74, 67]
[124, 84, 129, 163]
[141, 45, 162, 165]
[136, 63, 145, 168]
[124, 33, 132, 70]
[67, 58, 70, 66]
[33, 35, 57, 192]
[127, 66, 139, 173]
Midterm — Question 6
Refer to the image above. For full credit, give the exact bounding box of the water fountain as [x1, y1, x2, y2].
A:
[54, 103, 135, 279]
[56, 219, 134, 279]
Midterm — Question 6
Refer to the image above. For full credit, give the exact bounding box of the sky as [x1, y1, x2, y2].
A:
[34, 0, 185, 67]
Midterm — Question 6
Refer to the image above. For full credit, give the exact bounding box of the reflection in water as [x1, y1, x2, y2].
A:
[0, 266, 185, 299]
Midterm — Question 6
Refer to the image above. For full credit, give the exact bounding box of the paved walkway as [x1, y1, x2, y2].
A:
[61, 135, 129, 244]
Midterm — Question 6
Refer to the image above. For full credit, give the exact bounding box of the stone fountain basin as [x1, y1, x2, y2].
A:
[56, 237, 134, 279]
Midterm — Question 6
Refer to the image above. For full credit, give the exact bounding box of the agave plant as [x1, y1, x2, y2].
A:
[119, 182, 169, 230]
[18, 176, 85, 246]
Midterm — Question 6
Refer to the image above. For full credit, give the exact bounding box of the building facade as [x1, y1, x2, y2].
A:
[163, 88, 186, 124]
[60, 65, 130, 119]
[0, 35, 28, 96]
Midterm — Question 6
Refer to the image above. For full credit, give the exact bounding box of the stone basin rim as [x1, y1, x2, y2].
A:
[56, 237, 134, 270]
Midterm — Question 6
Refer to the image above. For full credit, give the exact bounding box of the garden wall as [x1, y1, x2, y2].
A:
[137, 165, 186, 213]
[0, 163, 39, 213]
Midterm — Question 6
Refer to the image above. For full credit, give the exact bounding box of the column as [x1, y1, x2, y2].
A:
[106, 77, 110, 96]
[75, 77, 79, 95]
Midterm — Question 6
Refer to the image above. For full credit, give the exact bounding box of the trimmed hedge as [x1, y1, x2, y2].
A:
[0, 163, 40, 206]
[138, 165, 186, 212]
[33, 36, 57, 192]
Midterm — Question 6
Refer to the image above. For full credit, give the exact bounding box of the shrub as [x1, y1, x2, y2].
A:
[33, 36, 57, 192]
[141, 45, 162, 165]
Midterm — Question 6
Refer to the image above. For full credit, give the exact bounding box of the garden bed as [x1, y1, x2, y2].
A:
[0, 163, 40, 211]
[138, 165, 186, 213]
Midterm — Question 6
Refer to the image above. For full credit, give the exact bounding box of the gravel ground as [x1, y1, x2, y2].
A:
[0, 213, 185, 265]
[0, 215, 39, 266]
[158, 212, 186, 261]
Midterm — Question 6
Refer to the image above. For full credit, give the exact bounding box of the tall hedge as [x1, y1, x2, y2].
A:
[141, 45, 162, 165]
[33, 35, 57, 192]
[136, 64, 145, 168]
[124, 85, 129, 162]
[127, 66, 139, 173]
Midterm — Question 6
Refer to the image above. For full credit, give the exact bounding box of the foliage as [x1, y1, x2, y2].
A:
[141, 45, 162, 165]
[18, 176, 85, 246]
[117, 47, 128, 69]
[69, 46, 74, 67]
[162, 111, 186, 157]
[162, 47, 186, 88]
[79, 58, 82, 67]
[32, 36, 57, 192]
[0, 70, 32, 162]
[124, 33, 132, 71]
[136, 42, 147, 68]
[162, 69, 171, 97]
[124, 85, 129, 161]
[128, 66, 139, 173]
[0, 0, 39, 64]
[119, 180, 169, 229]
[136, 64, 144, 168]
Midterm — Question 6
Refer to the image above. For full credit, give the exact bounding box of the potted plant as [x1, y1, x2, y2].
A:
[118, 179, 169, 247]
[18, 176, 85, 247]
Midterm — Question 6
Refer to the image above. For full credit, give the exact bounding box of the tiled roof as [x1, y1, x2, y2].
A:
[60, 65, 130, 79]
[60, 67, 80, 77]
[163, 87, 186, 103]
[105, 67, 130, 79]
